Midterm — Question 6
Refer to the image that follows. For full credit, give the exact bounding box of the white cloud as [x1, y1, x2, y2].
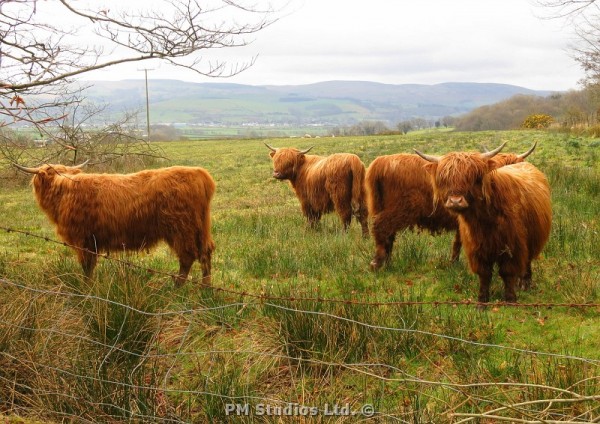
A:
[82, 0, 583, 90]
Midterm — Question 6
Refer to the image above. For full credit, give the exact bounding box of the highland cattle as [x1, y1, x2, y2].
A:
[366, 143, 537, 270]
[15, 162, 215, 287]
[265, 144, 369, 236]
[414, 143, 552, 303]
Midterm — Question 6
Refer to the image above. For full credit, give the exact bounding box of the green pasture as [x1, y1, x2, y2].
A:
[0, 129, 599, 422]
[148, 94, 379, 125]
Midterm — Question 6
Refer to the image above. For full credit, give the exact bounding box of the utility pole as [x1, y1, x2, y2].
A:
[140, 68, 154, 139]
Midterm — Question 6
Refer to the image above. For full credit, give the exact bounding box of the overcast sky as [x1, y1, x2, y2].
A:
[84, 0, 583, 91]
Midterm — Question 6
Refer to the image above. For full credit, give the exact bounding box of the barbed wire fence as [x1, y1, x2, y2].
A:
[1, 224, 599, 423]
[3, 225, 599, 310]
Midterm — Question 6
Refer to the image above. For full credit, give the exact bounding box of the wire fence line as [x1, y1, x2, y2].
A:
[2, 224, 600, 310]
[2, 272, 600, 423]
[2, 225, 600, 422]
[1, 276, 599, 366]
[2, 274, 600, 377]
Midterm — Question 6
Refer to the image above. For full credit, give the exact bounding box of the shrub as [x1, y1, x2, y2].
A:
[522, 114, 555, 129]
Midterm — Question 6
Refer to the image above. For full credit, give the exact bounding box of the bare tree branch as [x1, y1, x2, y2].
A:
[0, 0, 280, 128]
[537, 0, 600, 85]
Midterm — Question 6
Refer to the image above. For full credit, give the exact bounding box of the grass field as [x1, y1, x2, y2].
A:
[0, 129, 599, 422]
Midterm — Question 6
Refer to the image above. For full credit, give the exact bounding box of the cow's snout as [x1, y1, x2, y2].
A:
[272, 171, 283, 179]
[445, 195, 468, 210]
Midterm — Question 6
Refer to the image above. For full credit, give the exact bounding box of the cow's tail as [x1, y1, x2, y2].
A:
[196, 172, 216, 285]
[350, 157, 366, 214]
[364, 159, 383, 217]
[349, 157, 369, 237]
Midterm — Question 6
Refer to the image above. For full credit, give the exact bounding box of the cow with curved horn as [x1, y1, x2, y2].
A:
[265, 143, 369, 236]
[483, 141, 537, 166]
[414, 142, 552, 303]
[365, 142, 538, 270]
[14, 161, 215, 287]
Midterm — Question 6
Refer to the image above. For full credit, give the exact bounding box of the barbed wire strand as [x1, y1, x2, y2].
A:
[2, 224, 600, 309]
[2, 276, 599, 366]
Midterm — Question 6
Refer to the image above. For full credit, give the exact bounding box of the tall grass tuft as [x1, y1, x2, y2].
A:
[0, 258, 173, 422]
[263, 298, 377, 369]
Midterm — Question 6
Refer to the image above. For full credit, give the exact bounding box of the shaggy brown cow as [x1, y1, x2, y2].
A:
[365, 143, 537, 270]
[265, 144, 369, 236]
[366, 154, 460, 270]
[415, 143, 552, 303]
[15, 162, 215, 287]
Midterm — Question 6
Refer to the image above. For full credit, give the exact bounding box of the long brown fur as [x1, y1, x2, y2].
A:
[268, 148, 369, 235]
[366, 151, 535, 270]
[365, 154, 460, 270]
[425, 153, 552, 302]
[29, 164, 215, 287]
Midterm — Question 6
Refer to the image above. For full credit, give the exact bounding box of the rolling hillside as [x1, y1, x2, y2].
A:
[82, 79, 553, 125]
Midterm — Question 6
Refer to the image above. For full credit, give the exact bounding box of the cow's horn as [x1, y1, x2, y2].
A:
[481, 141, 507, 159]
[517, 141, 537, 159]
[298, 146, 314, 155]
[413, 149, 440, 163]
[12, 163, 41, 174]
[71, 159, 89, 169]
[264, 143, 277, 152]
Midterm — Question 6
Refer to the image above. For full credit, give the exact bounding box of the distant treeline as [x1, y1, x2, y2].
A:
[452, 87, 600, 131]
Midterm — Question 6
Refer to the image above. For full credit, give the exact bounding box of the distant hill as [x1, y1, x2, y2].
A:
[82, 79, 554, 126]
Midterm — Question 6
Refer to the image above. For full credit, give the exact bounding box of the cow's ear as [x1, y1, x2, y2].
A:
[269, 151, 275, 158]
[423, 162, 437, 175]
[486, 159, 502, 172]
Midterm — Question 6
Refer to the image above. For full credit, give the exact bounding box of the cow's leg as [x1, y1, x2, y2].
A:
[475, 267, 493, 304]
[520, 261, 533, 290]
[307, 211, 322, 228]
[370, 220, 396, 270]
[499, 269, 518, 303]
[169, 235, 197, 288]
[200, 250, 212, 286]
[330, 191, 353, 231]
[354, 202, 370, 238]
[498, 255, 525, 302]
[77, 249, 97, 279]
[450, 231, 461, 262]
[175, 254, 194, 288]
[340, 208, 353, 231]
[197, 234, 214, 287]
[301, 203, 322, 229]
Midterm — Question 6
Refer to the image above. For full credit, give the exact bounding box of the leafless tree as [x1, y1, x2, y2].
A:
[1, 0, 278, 121]
[0, 0, 279, 169]
[537, 0, 600, 85]
[537, 0, 598, 18]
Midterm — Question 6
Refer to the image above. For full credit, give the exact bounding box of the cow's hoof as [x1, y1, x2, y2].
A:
[173, 276, 186, 288]
[519, 279, 531, 291]
[369, 260, 382, 271]
[200, 275, 212, 287]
